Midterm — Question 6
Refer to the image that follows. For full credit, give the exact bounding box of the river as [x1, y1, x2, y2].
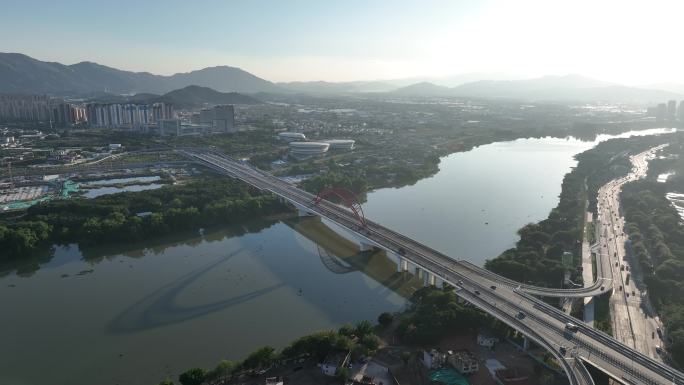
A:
[0, 127, 674, 385]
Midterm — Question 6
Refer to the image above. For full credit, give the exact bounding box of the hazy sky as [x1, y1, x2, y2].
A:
[1, 0, 682, 84]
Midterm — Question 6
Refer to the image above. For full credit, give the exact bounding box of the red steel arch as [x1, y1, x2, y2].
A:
[313, 188, 366, 227]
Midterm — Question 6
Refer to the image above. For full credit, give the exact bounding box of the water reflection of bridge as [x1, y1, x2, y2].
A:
[283, 216, 424, 298]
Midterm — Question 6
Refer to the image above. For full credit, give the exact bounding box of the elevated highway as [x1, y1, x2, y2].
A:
[181, 149, 684, 385]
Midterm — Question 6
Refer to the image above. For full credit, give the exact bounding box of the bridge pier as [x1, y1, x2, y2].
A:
[522, 336, 530, 351]
[294, 203, 315, 217]
[297, 207, 313, 217]
[423, 271, 437, 287]
[396, 257, 409, 273]
[360, 241, 376, 252]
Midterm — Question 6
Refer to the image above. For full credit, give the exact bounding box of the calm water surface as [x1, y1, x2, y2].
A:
[362, 128, 675, 265]
[0, 128, 673, 385]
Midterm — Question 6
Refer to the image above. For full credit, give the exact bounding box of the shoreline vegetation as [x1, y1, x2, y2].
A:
[484, 134, 675, 288]
[161, 286, 511, 385]
[0, 179, 291, 261]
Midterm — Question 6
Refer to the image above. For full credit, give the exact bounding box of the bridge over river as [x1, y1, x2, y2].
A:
[181, 148, 684, 385]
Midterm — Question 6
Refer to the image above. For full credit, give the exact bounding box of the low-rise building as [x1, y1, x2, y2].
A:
[318, 351, 351, 376]
[447, 350, 479, 375]
[477, 332, 499, 349]
[265, 376, 284, 385]
[495, 368, 531, 385]
[423, 349, 446, 369]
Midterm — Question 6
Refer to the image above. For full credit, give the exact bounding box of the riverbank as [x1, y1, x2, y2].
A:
[0, 178, 291, 260]
[484, 133, 678, 288]
[163, 286, 560, 385]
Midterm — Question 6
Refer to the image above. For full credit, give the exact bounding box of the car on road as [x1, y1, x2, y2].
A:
[474, 290, 481, 295]
[516, 311, 526, 319]
[565, 322, 579, 332]
[559, 346, 567, 355]
[490, 285, 496, 290]
[656, 346, 664, 355]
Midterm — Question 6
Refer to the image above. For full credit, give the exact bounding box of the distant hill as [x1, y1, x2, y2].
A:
[641, 82, 684, 97]
[390, 81, 451, 96]
[450, 76, 683, 103]
[157, 85, 261, 107]
[278, 80, 396, 93]
[88, 85, 261, 108]
[0, 52, 282, 95]
[391, 75, 683, 104]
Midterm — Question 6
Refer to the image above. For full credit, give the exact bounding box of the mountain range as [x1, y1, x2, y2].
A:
[0, 52, 281, 95]
[391, 75, 684, 104]
[1, 52, 683, 104]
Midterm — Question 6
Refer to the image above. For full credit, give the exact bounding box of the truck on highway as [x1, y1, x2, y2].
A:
[625, 273, 630, 285]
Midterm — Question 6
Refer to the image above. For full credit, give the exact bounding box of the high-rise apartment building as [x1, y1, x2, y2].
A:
[85, 102, 174, 128]
[0, 94, 51, 121]
[199, 105, 235, 133]
[668, 100, 677, 119]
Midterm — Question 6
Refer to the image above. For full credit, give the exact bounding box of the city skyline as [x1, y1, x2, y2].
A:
[3, 0, 684, 85]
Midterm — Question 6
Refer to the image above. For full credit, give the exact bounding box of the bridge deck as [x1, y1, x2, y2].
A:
[183, 149, 684, 385]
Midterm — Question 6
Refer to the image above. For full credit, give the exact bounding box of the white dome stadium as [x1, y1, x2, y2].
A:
[325, 139, 355, 150]
[277, 132, 306, 142]
[289, 141, 330, 157]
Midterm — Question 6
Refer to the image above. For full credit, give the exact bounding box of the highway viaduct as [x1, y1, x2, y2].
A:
[181, 148, 684, 385]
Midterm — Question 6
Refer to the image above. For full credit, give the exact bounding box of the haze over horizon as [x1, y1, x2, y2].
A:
[2, 0, 684, 85]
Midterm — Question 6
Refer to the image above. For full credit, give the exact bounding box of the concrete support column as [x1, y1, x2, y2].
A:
[423, 272, 436, 287]
[396, 257, 406, 272]
[401, 259, 409, 272]
[522, 336, 530, 351]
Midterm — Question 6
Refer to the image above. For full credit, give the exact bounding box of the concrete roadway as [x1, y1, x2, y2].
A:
[183, 149, 684, 385]
[595, 146, 667, 361]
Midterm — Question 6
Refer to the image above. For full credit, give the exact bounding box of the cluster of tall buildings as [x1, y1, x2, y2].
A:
[646, 100, 684, 122]
[0, 94, 85, 125]
[85, 103, 174, 128]
[0, 94, 239, 135]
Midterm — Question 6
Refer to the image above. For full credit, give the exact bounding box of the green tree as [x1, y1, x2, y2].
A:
[178, 368, 206, 385]
[354, 320, 374, 338]
[241, 346, 276, 370]
[336, 366, 350, 380]
[207, 360, 235, 380]
[378, 312, 394, 328]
